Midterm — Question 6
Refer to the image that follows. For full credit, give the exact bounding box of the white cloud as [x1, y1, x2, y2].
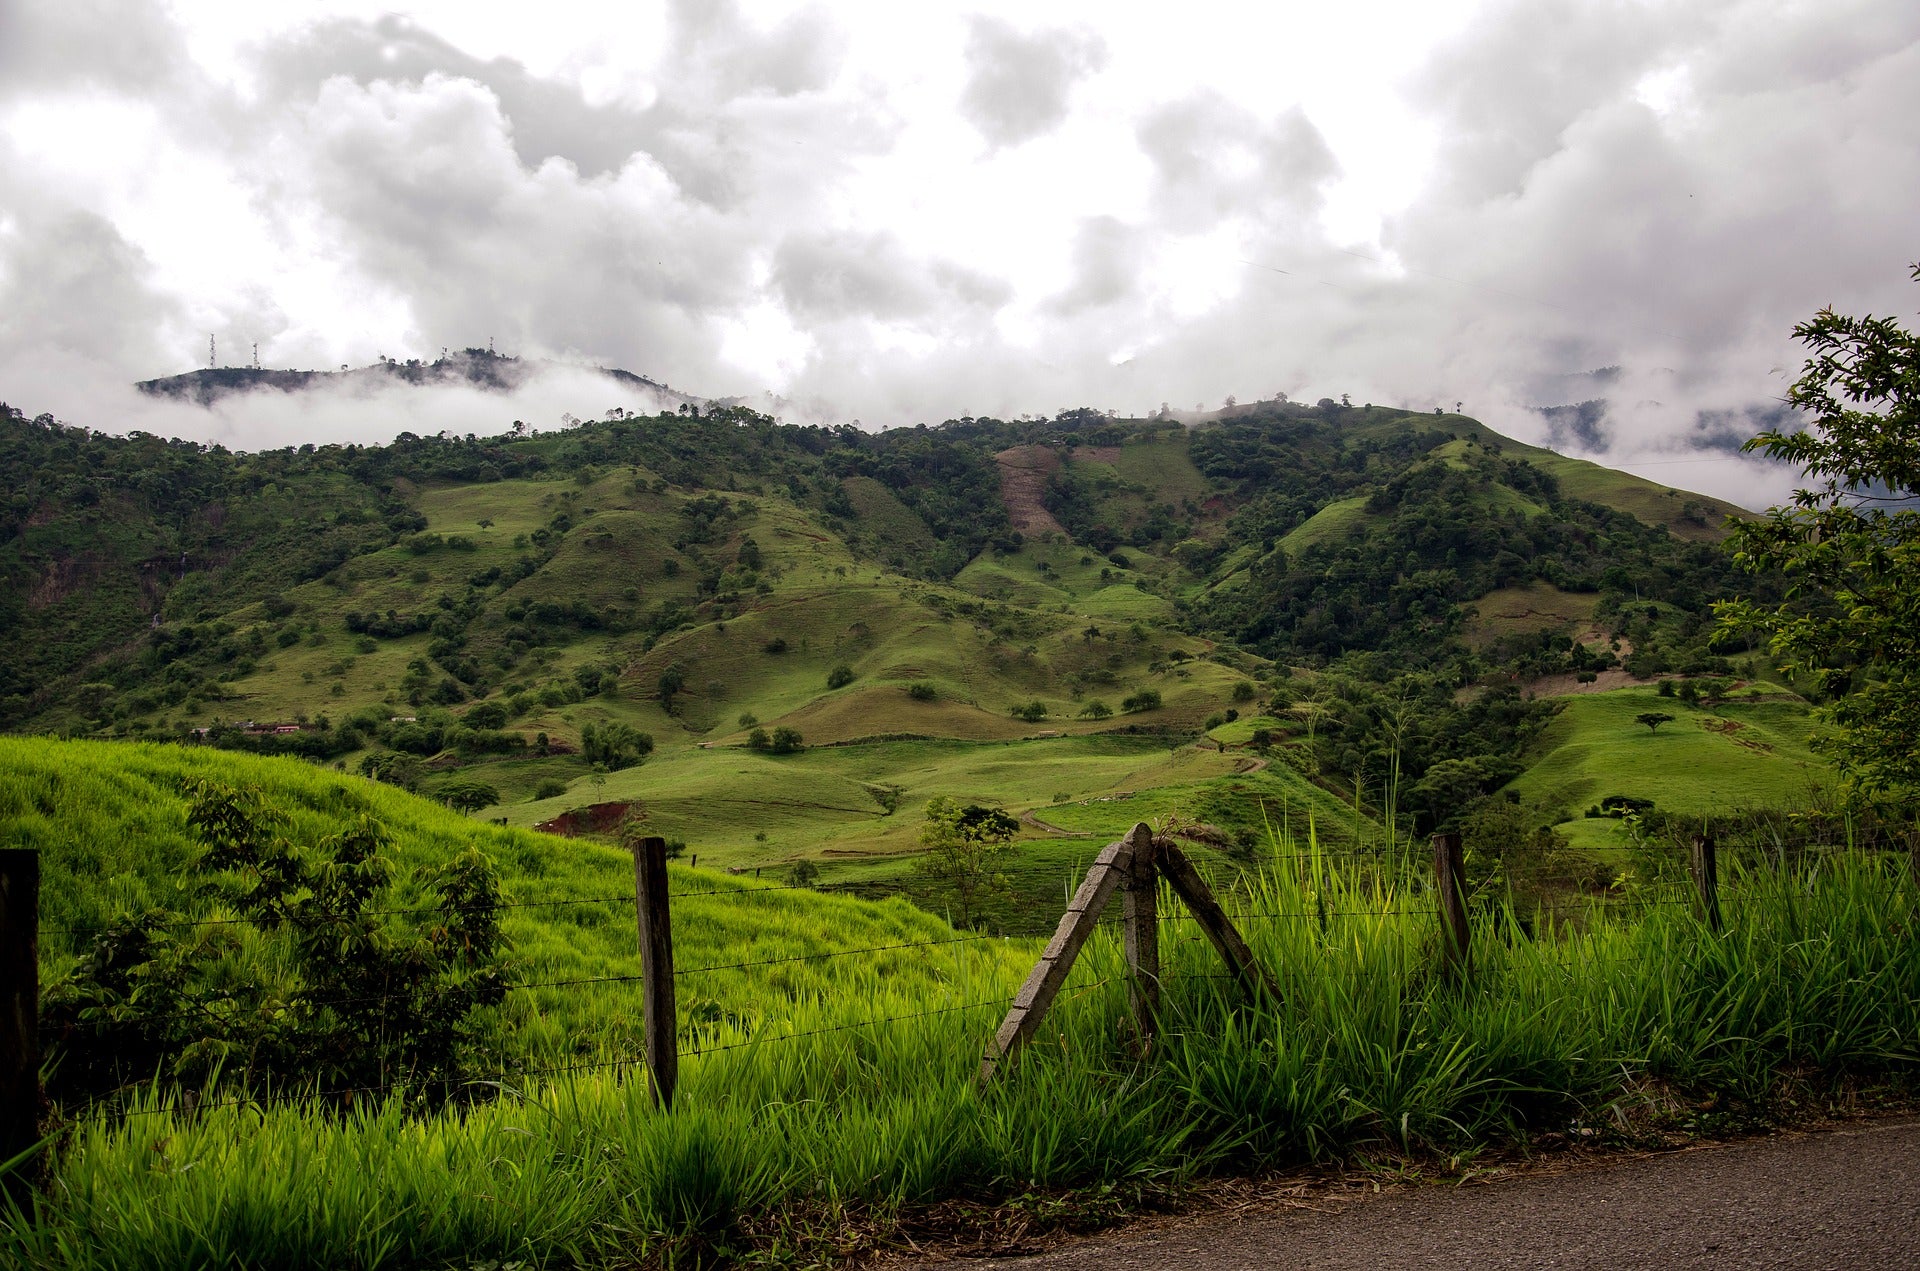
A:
[0, 0, 1916, 512]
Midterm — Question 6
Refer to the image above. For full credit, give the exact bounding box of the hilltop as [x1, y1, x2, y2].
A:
[134, 346, 706, 411]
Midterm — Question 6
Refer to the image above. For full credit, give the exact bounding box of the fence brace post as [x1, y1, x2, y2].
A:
[1, 850, 39, 1205]
[1690, 833, 1722, 934]
[1122, 824, 1159, 1047]
[632, 835, 678, 1110]
[1431, 832, 1469, 978]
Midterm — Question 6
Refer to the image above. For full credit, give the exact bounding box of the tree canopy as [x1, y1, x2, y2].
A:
[1718, 263, 1920, 805]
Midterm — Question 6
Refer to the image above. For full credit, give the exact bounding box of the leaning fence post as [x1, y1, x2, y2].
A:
[631, 835, 677, 1110]
[1, 850, 39, 1204]
[1690, 833, 1722, 934]
[1121, 824, 1159, 1047]
[1431, 832, 1469, 977]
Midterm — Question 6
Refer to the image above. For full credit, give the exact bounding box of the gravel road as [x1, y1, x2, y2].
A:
[885, 1119, 1920, 1270]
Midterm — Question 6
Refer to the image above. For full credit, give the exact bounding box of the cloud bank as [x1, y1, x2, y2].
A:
[1, 0, 1916, 509]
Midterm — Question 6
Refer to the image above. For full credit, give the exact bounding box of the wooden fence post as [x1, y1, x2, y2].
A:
[979, 834, 1136, 1083]
[631, 836, 677, 1110]
[1431, 832, 1470, 977]
[1690, 833, 1722, 934]
[1, 850, 39, 1205]
[1121, 824, 1159, 1047]
[1157, 842, 1281, 1004]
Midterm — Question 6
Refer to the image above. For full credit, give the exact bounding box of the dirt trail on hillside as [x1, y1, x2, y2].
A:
[876, 1118, 1920, 1270]
[995, 447, 1066, 537]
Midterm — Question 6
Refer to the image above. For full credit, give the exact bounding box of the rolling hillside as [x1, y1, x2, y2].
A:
[1, 392, 1808, 908]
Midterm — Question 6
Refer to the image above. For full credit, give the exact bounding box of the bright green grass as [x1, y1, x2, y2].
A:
[1, 737, 1036, 1065]
[506, 734, 1272, 868]
[1506, 688, 1824, 821]
[1279, 496, 1370, 555]
[8, 833, 1914, 1268]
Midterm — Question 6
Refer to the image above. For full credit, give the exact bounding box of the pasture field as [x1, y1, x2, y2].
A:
[1508, 687, 1823, 825]
[6, 736, 1915, 1268]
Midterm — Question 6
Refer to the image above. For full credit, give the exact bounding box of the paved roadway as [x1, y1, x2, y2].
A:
[883, 1119, 1920, 1270]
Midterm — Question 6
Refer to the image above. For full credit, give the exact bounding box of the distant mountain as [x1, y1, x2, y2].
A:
[135, 347, 707, 411]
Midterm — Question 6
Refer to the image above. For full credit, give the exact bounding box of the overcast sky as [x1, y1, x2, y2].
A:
[2, 0, 1917, 507]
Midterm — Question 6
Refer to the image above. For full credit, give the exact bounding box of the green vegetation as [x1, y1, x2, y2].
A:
[9, 747, 1915, 1266]
[1719, 263, 1920, 805]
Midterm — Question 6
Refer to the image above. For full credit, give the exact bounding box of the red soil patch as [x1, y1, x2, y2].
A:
[994, 446, 1067, 536]
[534, 800, 636, 836]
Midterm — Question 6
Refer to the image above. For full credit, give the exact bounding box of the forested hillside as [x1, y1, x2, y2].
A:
[0, 391, 1782, 887]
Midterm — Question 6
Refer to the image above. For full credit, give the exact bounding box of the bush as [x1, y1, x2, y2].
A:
[532, 779, 568, 800]
[1121, 689, 1162, 713]
[826, 664, 855, 690]
[581, 721, 654, 770]
[763, 637, 788, 654]
[907, 682, 937, 701]
[746, 727, 771, 751]
[466, 701, 508, 730]
[768, 727, 804, 755]
[1012, 700, 1048, 722]
[41, 779, 509, 1105]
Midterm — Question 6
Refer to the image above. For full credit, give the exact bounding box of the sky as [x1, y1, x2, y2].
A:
[1, 0, 1917, 508]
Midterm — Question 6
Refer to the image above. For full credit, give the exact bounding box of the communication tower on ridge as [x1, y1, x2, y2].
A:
[252, 342, 260, 370]
[208, 335, 215, 369]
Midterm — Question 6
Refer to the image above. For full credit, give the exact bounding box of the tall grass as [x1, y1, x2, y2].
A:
[8, 818, 1917, 1268]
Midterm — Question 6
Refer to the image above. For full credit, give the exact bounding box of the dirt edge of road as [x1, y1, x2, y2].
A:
[857, 1097, 1920, 1267]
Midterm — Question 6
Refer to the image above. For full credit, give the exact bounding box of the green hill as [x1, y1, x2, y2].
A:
[1, 394, 1802, 905]
[3, 737, 1037, 1060]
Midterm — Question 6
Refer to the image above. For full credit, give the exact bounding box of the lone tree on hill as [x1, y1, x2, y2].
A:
[1718, 263, 1920, 806]
[1635, 712, 1676, 734]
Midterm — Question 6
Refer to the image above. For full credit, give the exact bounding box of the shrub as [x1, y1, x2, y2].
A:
[41, 779, 509, 1105]
[746, 727, 771, 751]
[768, 727, 804, 755]
[763, 637, 788, 654]
[532, 778, 567, 800]
[1012, 700, 1049, 722]
[826, 664, 855, 690]
[907, 682, 937, 701]
[1122, 689, 1162, 713]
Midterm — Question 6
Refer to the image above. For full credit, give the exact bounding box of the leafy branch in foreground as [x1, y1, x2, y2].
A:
[1718, 263, 1920, 806]
[41, 779, 511, 1106]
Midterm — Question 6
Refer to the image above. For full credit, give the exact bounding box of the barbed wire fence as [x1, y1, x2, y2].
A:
[0, 823, 1901, 1168]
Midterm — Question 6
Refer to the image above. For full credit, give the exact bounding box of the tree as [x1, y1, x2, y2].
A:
[913, 796, 1018, 928]
[1121, 688, 1162, 713]
[768, 726, 804, 754]
[1079, 699, 1112, 719]
[826, 664, 855, 689]
[581, 721, 653, 770]
[1718, 264, 1920, 804]
[1634, 712, 1675, 734]
[441, 778, 500, 812]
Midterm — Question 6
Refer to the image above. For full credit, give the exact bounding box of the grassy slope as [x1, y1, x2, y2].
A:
[3, 737, 1036, 1059]
[1507, 687, 1823, 826]
[69, 410, 1762, 905]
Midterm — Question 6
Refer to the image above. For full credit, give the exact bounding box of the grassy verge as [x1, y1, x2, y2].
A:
[7, 834, 1915, 1268]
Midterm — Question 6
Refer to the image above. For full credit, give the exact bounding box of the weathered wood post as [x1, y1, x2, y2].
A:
[1121, 824, 1159, 1046]
[1431, 832, 1470, 978]
[1, 850, 39, 1205]
[979, 834, 1136, 1083]
[1690, 833, 1722, 934]
[1157, 841, 1282, 1003]
[631, 835, 677, 1110]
